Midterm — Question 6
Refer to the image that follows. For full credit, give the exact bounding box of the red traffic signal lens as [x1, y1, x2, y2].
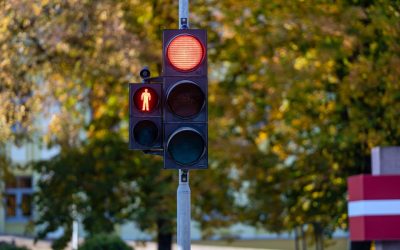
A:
[133, 87, 158, 113]
[167, 35, 204, 72]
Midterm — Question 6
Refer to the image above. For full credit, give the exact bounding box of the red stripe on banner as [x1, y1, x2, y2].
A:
[350, 215, 400, 241]
[348, 174, 400, 201]
[348, 175, 364, 201]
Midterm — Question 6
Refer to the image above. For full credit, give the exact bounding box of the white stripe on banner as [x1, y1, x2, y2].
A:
[349, 200, 400, 217]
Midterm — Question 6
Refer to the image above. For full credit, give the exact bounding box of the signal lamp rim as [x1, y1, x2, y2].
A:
[167, 127, 206, 166]
[166, 34, 205, 72]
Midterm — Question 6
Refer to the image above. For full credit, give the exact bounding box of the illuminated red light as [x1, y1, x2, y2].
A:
[167, 35, 204, 72]
[134, 87, 158, 113]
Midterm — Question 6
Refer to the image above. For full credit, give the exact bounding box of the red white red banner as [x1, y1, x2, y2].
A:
[348, 174, 400, 241]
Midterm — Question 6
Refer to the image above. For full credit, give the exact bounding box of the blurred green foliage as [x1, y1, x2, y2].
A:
[78, 234, 133, 250]
[1, 0, 399, 249]
[0, 242, 30, 250]
[199, 0, 400, 247]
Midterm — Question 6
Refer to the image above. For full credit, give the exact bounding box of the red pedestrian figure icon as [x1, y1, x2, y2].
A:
[141, 88, 152, 111]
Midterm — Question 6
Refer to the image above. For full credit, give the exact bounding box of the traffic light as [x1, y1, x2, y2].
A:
[162, 29, 208, 169]
[129, 83, 163, 150]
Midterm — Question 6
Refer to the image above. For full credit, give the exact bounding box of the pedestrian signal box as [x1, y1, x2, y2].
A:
[129, 83, 162, 150]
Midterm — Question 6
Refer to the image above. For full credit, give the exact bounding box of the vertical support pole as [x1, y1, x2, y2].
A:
[179, 0, 189, 29]
[294, 227, 300, 250]
[178, 2, 191, 249]
[71, 204, 78, 250]
[72, 220, 78, 250]
[372, 146, 400, 250]
[177, 169, 191, 250]
[301, 225, 307, 250]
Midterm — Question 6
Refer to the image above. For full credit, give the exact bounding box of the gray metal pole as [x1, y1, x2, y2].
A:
[72, 220, 78, 250]
[177, 2, 191, 249]
[71, 204, 78, 250]
[179, 0, 189, 29]
[177, 170, 191, 250]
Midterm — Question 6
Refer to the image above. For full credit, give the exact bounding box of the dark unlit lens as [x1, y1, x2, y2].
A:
[134, 120, 158, 146]
[167, 82, 204, 118]
[168, 129, 204, 165]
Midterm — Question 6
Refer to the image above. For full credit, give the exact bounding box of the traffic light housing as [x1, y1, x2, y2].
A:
[129, 83, 163, 150]
[162, 29, 208, 169]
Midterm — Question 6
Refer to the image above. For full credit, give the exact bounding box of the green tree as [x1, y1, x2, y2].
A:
[6, 1, 398, 249]
[0, 0, 45, 187]
[79, 233, 133, 250]
[197, 0, 400, 248]
[1, 1, 235, 250]
[34, 133, 142, 249]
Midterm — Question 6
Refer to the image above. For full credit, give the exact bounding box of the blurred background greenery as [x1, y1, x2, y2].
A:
[0, 0, 399, 250]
